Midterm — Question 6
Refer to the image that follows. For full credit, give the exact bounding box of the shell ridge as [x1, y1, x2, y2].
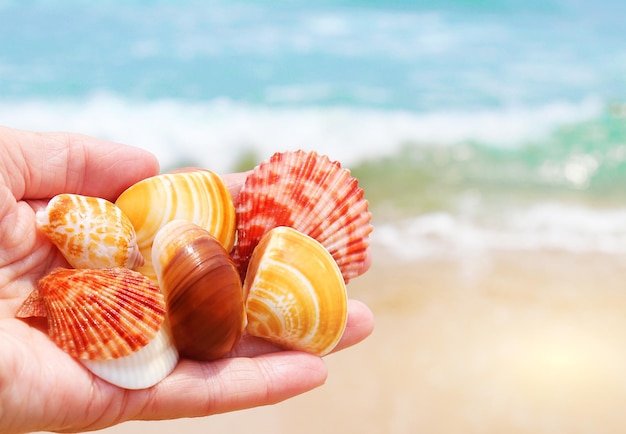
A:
[43, 277, 90, 357]
[290, 163, 343, 235]
[309, 179, 364, 238]
[73, 284, 150, 358]
[104, 289, 164, 337]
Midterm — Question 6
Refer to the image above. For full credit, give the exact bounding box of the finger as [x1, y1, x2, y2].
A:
[220, 171, 250, 199]
[164, 170, 249, 202]
[83, 352, 327, 429]
[331, 299, 375, 352]
[225, 299, 375, 358]
[225, 333, 283, 358]
[1, 127, 159, 201]
[159, 352, 325, 417]
[125, 298, 373, 422]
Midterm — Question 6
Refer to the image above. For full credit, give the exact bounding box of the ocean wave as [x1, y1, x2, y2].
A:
[373, 203, 626, 259]
[0, 93, 603, 173]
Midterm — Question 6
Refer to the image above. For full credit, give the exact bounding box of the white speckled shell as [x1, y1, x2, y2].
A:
[36, 194, 143, 269]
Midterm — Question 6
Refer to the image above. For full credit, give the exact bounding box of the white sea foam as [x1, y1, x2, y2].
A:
[0, 93, 602, 173]
[373, 203, 626, 260]
[2, 94, 620, 257]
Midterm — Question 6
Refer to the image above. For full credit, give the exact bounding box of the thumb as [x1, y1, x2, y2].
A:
[1, 126, 159, 201]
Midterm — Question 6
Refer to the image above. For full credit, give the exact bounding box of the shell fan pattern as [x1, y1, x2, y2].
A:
[232, 150, 373, 284]
[39, 267, 165, 360]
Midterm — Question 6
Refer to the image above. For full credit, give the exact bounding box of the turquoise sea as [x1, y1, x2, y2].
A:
[1, 0, 625, 259]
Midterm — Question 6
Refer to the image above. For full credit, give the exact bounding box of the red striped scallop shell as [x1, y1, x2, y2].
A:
[232, 150, 372, 283]
[39, 267, 166, 360]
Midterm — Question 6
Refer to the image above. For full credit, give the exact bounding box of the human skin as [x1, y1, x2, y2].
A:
[0, 126, 374, 433]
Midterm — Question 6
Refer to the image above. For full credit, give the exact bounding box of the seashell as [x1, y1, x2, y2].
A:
[81, 323, 179, 390]
[232, 150, 372, 284]
[152, 220, 246, 360]
[15, 288, 46, 318]
[36, 194, 144, 269]
[115, 170, 236, 283]
[243, 226, 348, 356]
[39, 267, 166, 360]
[37, 267, 178, 389]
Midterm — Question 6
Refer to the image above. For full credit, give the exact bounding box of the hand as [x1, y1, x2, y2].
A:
[0, 126, 374, 433]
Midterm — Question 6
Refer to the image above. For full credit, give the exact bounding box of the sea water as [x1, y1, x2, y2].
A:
[1, 0, 625, 258]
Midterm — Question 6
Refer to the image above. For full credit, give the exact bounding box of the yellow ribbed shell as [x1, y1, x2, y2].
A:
[115, 170, 236, 283]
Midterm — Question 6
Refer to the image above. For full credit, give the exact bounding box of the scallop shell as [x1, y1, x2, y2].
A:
[232, 150, 372, 283]
[15, 288, 46, 318]
[152, 220, 246, 360]
[81, 323, 179, 390]
[36, 194, 144, 269]
[115, 170, 236, 283]
[39, 267, 166, 360]
[244, 226, 348, 356]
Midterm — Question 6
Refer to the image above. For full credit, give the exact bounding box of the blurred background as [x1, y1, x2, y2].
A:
[3, 0, 626, 432]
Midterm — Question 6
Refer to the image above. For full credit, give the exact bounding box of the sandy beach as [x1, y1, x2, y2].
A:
[6, 1, 626, 433]
[89, 246, 626, 434]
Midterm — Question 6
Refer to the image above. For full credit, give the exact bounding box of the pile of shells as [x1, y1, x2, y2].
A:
[15, 150, 372, 390]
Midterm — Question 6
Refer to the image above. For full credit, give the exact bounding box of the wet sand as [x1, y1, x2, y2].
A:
[94, 249, 626, 433]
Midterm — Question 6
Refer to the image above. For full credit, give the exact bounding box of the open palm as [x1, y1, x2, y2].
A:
[0, 127, 374, 433]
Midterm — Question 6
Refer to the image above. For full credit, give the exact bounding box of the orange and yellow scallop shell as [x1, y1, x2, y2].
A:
[244, 226, 348, 356]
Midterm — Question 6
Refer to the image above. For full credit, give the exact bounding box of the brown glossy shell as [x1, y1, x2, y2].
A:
[115, 170, 236, 283]
[244, 226, 348, 356]
[152, 220, 246, 360]
[39, 267, 166, 360]
[232, 150, 372, 283]
[36, 194, 144, 269]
